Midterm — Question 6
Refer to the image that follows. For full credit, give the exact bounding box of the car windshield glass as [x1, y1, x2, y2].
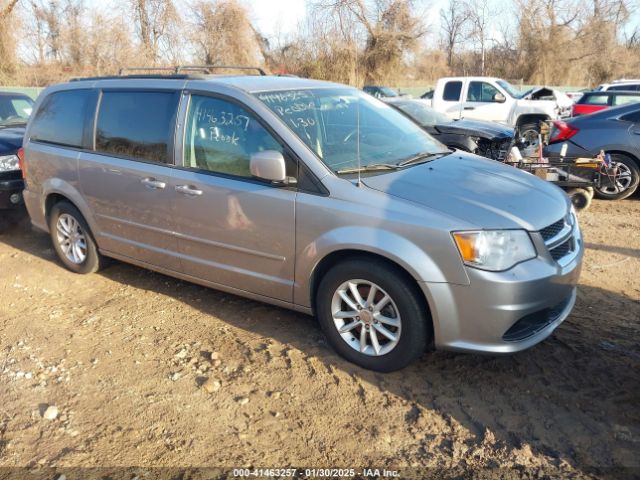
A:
[496, 80, 524, 99]
[0, 95, 34, 126]
[379, 87, 399, 97]
[394, 101, 453, 126]
[257, 88, 448, 173]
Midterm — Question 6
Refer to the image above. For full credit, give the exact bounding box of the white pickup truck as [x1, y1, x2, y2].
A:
[430, 76, 573, 143]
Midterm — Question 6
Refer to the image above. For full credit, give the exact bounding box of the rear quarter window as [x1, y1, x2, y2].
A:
[30, 89, 92, 148]
[580, 94, 609, 105]
[620, 110, 640, 123]
[443, 81, 462, 101]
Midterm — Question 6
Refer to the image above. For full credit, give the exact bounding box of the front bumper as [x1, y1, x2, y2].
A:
[421, 221, 583, 354]
[0, 173, 24, 210]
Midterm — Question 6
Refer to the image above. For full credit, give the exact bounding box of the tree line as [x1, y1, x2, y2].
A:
[0, 0, 638, 88]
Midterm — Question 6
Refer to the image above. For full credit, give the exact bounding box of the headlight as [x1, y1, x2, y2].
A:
[452, 229, 537, 271]
[0, 154, 19, 172]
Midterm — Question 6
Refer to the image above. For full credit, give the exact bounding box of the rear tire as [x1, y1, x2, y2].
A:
[48, 201, 105, 274]
[566, 188, 592, 211]
[594, 153, 639, 200]
[316, 258, 430, 372]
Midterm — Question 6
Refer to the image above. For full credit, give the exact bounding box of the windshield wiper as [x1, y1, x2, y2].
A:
[336, 163, 400, 174]
[396, 151, 448, 167]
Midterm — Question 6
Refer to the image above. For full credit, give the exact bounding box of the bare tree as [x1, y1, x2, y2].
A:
[130, 0, 178, 63]
[463, 0, 493, 75]
[0, 0, 19, 80]
[190, 0, 262, 67]
[440, 0, 469, 69]
[312, 0, 427, 83]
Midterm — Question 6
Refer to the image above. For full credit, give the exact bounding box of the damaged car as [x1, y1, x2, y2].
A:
[0, 91, 34, 224]
[429, 77, 572, 146]
[387, 98, 516, 161]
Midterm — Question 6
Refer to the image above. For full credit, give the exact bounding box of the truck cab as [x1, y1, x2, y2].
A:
[430, 77, 569, 142]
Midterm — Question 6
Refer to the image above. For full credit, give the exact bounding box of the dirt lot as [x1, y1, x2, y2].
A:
[0, 199, 638, 479]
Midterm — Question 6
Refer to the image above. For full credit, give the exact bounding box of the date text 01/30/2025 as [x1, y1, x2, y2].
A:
[232, 468, 401, 478]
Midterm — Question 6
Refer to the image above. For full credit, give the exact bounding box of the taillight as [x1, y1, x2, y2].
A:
[549, 120, 579, 144]
[17, 147, 25, 179]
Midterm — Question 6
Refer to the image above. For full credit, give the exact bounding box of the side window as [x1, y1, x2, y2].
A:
[620, 110, 640, 123]
[95, 91, 178, 164]
[443, 81, 462, 101]
[582, 94, 609, 105]
[467, 81, 500, 102]
[30, 90, 91, 148]
[10, 98, 33, 118]
[613, 95, 640, 106]
[183, 95, 295, 180]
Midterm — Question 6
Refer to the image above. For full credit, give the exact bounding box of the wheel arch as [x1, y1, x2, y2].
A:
[308, 249, 434, 339]
[40, 180, 100, 238]
[516, 113, 550, 128]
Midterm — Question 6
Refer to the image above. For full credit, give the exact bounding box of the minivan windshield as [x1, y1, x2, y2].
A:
[257, 88, 449, 174]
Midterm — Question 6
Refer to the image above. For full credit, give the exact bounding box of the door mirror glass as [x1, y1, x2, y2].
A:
[494, 92, 506, 103]
[250, 150, 286, 182]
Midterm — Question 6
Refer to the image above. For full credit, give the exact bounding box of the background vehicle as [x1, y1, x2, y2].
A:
[0, 91, 34, 223]
[430, 77, 571, 145]
[386, 98, 516, 160]
[363, 85, 402, 99]
[596, 79, 640, 92]
[544, 103, 640, 200]
[571, 91, 640, 117]
[22, 70, 582, 372]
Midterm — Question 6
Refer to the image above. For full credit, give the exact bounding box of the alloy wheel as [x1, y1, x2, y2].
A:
[56, 213, 88, 264]
[330, 279, 401, 356]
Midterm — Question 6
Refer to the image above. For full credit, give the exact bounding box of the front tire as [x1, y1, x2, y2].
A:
[49, 201, 105, 274]
[316, 259, 430, 372]
[518, 121, 542, 149]
[594, 154, 639, 200]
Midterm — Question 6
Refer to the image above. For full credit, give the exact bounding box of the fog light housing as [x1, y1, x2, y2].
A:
[9, 193, 21, 204]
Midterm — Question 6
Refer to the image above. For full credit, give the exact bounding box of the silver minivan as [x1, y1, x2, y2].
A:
[21, 71, 583, 371]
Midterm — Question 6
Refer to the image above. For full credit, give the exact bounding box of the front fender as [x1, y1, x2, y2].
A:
[293, 226, 467, 308]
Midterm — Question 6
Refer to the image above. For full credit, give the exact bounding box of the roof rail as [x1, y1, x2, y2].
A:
[118, 65, 267, 76]
[71, 74, 204, 82]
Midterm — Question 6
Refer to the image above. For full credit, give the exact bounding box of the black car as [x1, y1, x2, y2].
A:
[0, 92, 33, 218]
[387, 98, 516, 160]
[363, 85, 401, 99]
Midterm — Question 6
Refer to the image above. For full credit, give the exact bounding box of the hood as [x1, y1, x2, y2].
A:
[435, 118, 514, 141]
[0, 126, 25, 154]
[362, 153, 569, 231]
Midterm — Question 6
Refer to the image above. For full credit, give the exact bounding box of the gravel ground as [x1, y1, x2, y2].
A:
[0, 199, 638, 479]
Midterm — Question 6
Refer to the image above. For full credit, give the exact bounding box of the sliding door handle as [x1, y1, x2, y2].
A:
[175, 185, 203, 196]
[141, 178, 166, 189]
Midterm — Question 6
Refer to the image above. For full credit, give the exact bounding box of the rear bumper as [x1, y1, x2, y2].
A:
[0, 176, 25, 210]
[421, 226, 583, 354]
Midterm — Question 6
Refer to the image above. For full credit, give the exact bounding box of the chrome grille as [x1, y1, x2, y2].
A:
[550, 237, 573, 260]
[540, 212, 577, 264]
[540, 218, 565, 242]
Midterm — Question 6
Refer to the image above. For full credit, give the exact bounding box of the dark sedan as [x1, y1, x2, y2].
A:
[0, 92, 33, 219]
[543, 103, 640, 200]
[386, 98, 516, 161]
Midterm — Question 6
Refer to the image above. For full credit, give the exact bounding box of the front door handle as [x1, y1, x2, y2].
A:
[175, 185, 203, 196]
[141, 178, 166, 189]
[463, 106, 475, 110]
